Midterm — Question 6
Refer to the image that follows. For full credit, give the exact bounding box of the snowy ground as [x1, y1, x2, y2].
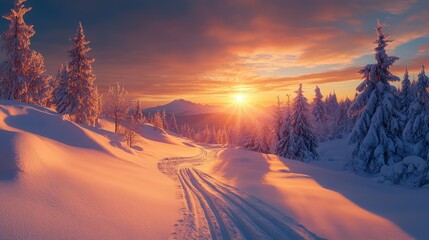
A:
[158, 148, 320, 239]
[1, 101, 429, 239]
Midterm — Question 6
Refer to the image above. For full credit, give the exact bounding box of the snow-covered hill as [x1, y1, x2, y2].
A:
[0, 100, 200, 240]
[1, 100, 428, 239]
[143, 99, 220, 115]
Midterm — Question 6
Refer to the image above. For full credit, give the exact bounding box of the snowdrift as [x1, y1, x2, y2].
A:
[0, 101, 199, 239]
[199, 147, 429, 239]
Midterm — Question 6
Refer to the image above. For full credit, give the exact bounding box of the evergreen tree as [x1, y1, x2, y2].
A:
[134, 99, 143, 122]
[170, 113, 179, 133]
[252, 123, 271, 153]
[104, 82, 128, 132]
[26, 51, 52, 106]
[402, 65, 429, 160]
[161, 109, 169, 131]
[311, 86, 328, 140]
[349, 21, 403, 174]
[54, 64, 69, 113]
[275, 94, 295, 158]
[273, 96, 284, 145]
[239, 122, 255, 149]
[400, 66, 414, 116]
[312, 86, 326, 123]
[0, 0, 33, 100]
[0, 0, 52, 105]
[332, 98, 354, 138]
[291, 84, 318, 161]
[66, 23, 99, 126]
[153, 111, 164, 130]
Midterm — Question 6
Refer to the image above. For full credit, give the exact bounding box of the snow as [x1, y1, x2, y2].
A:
[199, 147, 429, 239]
[0, 100, 200, 239]
[1, 100, 428, 239]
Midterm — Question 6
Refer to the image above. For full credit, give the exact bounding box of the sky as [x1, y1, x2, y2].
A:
[1, 0, 429, 107]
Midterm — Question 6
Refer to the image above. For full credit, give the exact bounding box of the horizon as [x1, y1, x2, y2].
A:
[1, 0, 429, 107]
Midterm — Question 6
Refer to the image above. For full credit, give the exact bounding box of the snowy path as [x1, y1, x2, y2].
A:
[158, 148, 321, 240]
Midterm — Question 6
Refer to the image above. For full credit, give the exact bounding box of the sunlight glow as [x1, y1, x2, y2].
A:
[235, 94, 245, 103]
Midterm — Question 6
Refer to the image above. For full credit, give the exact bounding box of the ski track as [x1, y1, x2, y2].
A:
[158, 148, 322, 240]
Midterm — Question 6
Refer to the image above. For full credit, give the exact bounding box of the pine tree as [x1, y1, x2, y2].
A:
[275, 94, 296, 158]
[26, 51, 52, 106]
[161, 109, 169, 131]
[170, 113, 179, 133]
[239, 122, 255, 149]
[153, 111, 164, 130]
[0, 0, 51, 105]
[273, 96, 284, 145]
[312, 86, 326, 123]
[134, 99, 143, 122]
[349, 21, 403, 174]
[66, 23, 99, 126]
[104, 82, 128, 132]
[402, 65, 429, 160]
[400, 66, 414, 116]
[291, 84, 318, 161]
[0, 0, 33, 100]
[311, 86, 328, 140]
[252, 124, 271, 153]
[332, 98, 354, 138]
[54, 64, 69, 113]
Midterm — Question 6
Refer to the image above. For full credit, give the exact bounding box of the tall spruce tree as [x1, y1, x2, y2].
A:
[275, 94, 295, 158]
[134, 99, 143, 122]
[0, 0, 51, 104]
[349, 21, 403, 174]
[400, 66, 414, 116]
[66, 22, 99, 126]
[402, 65, 429, 160]
[291, 84, 318, 161]
[54, 64, 70, 113]
[312, 86, 326, 124]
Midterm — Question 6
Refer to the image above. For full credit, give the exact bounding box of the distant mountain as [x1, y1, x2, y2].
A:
[143, 99, 221, 115]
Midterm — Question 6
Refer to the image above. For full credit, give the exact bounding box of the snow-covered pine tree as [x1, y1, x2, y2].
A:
[291, 84, 318, 161]
[332, 98, 354, 138]
[402, 65, 429, 160]
[134, 99, 143, 122]
[170, 113, 179, 133]
[0, 0, 52, 105]
[26, 51, 52, 106]
[66, 23, 99, 126]
[161, 109, 169, 131]
[273, 96, 284, 145]
[275, 94, 296, 158]
[311, 86, 328, 140]
[312, 86, 326, 123]
[325, 92, 339, 115]
[400, 66, 414, 116]
[239, 122, 255, 150]
[104, 82, 128, 132]
[349, 21, 403, 174]
[153, 111, 163, 130]
[54, 64, 70, 113]
[252, 123, 271, 153]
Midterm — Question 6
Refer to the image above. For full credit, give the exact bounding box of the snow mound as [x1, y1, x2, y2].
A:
[381, 156, 429, 187]
[0, 101, 199, 239]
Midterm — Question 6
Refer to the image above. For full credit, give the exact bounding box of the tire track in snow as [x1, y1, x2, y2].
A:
[158, 148, 322, 240]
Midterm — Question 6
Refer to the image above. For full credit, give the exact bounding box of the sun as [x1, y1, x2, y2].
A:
[235, 94, 245, 103]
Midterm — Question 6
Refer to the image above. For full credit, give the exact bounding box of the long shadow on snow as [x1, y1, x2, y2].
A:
[2, 107, 110, 154]
[0, 130, 21, 181]
[282, 157, 429, 239]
